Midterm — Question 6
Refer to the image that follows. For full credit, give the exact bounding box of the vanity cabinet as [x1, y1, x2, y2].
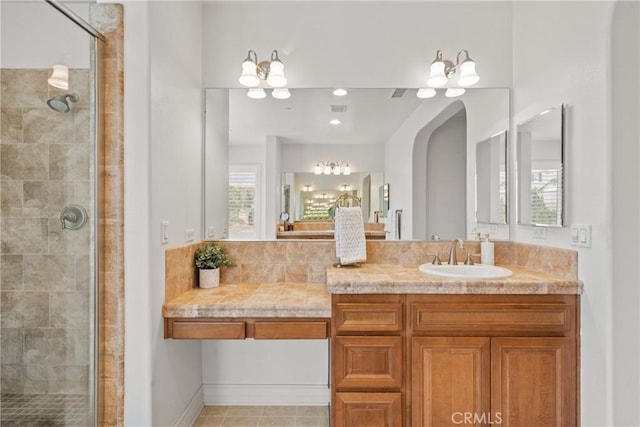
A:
[332, 295, 405, 427]
[331, 294, 579, 427]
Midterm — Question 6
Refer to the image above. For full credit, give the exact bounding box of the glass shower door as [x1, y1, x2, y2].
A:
[0, 2, 99, 425]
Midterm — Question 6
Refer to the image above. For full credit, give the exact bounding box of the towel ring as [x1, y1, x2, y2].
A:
[334, 193, 361, 208]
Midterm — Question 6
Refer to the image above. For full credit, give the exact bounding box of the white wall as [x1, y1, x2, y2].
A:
[610, 1, 640, 425]
[148, 3, 205, 425]
[122, 3, 152, 425]
[511, 2, 614, 425]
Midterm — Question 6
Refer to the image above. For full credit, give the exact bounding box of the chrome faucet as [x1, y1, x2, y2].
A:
[448, 238, 464, 265]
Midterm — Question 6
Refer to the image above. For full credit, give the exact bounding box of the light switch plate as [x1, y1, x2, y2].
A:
[570, 224, 591, 247]
[185, 229, 195, 242]
[160, 221, 169, 244]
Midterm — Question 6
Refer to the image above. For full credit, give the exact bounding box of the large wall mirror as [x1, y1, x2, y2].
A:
[517, 105, 565, 227]
[204, 88, 510, 241]
[476, 131, 507, 224]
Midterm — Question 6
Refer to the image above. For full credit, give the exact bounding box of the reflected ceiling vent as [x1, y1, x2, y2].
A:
[390, 88, 408, 98]
[330, 105, 348, 113]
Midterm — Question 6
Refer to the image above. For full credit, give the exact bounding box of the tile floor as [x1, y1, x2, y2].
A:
[0, 393, 89, 427]
[193, 406, 330, 427]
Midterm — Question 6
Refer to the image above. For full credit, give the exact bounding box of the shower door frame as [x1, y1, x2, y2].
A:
[44, 2, 105, 426]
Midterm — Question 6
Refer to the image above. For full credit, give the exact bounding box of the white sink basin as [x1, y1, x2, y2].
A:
[418, 264, 513, 280]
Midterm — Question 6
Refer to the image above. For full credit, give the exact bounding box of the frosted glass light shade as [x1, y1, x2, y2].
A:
[333, 165, 341, 175]
[239, 60, 260, 87]
[48, 65, 69, 90]
[416, 88, 436, 99]
[266, 60, 287, 87]
[315, 163, 322, 174]
[343, 164, 351, 175]
[324, 165, 331, 175]
[247, 88, 266, 99]
[427, 61, 448, 87]
[445, 87, 466, 97]
[272, 88, 291, 99]
[458, 60, 480, 86]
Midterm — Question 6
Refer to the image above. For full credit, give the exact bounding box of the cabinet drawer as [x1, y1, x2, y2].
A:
[253, 321, 328, 339]
[334, 336, 403, 390]
[410, 295, 576, 336]
[170, 321, 245, 339]
[334, 392, 402, 427]
[334, 302, 403, 334]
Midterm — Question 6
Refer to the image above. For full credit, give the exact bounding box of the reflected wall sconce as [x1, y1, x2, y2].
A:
[340, 184, 351, 192]
[427, 49, 479, 87]
[239, 50, 290, 99]
[48, 64, 69, 90]
[303, 185, 313, 192]
[314, 161, 351, 176]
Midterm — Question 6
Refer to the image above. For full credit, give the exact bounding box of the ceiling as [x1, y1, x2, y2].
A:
[227, 88, 426, 145]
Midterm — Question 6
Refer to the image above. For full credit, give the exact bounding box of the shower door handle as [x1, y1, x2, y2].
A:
[60, 205, 88, 230]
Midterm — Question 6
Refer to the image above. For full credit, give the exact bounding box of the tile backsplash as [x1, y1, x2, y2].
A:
[165, 240, 578, 302]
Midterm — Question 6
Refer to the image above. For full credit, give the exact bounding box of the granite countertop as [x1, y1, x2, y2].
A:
[326, 264, 583, 295]
[162, 282, 331, 318]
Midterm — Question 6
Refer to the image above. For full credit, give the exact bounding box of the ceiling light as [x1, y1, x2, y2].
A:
[48, 64, 69, 90]
[445, 87, 466, 97]
[239, 49, 290, 98]
[329, 119, 341, 125]
[315, 161, 350, 175]
[426, 49, 480, 88]
[416, 88, 436, 99]
[247, 88, 266, 99]
[272, 88, 291, 99]
[333, 88, 348, 96]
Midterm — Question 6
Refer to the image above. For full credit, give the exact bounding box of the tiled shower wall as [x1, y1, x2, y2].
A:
[0, 69, 92, 396]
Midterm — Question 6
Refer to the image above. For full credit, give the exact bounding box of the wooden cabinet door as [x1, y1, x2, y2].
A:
[334, 336, 403, 390]
[334, 392, 402, 427]
[411, 337, 490, 427]
[492, 337, 577, 427]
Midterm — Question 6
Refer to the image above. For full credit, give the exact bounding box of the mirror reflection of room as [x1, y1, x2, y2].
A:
[205, 88, 510, 240]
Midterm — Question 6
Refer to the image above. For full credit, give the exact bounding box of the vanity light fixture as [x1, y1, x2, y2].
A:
[315, 161, 351, 176]
[303, 185, 313, 192]
[445, 87, 466, 98]
[340, 184, 351, 191]
[48, 64, 69, 90]
[239, 50, 291, 99]
[416, 88, 436, 99]
[333, 88, 348, 97]
[426, 49, 480, 88]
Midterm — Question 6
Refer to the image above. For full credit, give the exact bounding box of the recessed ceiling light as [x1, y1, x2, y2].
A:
[329, 119, 341, 125]
[333, 88, 348, 97]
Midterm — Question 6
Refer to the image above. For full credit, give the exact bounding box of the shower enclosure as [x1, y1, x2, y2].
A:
[1, 1, 102, 425]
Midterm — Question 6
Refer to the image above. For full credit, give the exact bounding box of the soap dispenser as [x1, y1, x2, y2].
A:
[480, 234, 495, 265]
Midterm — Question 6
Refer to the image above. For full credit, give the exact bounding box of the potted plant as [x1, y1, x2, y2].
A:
[194, 243, 235, 288]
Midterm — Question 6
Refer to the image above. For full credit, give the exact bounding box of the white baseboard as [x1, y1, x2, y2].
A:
[174, 385, 204, 427]
[203, 384, 330, 406]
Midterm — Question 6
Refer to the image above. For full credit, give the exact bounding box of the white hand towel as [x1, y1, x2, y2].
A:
[335, 206, 367, 265]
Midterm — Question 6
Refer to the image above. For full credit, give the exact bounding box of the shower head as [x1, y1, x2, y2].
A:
[47, 93, 79, 113]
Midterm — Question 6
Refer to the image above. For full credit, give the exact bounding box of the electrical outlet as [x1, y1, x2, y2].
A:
[489, 224, 499, 233]
[185, 229, 194, 242]
[160, 221, 169, 244]
[532, 227, 547, 239]
[208, 227, 215, 238]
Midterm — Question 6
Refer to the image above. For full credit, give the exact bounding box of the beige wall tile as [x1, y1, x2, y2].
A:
[1, 364, 24, 393]
[24, 328, 67, 364]
[1, 217, 49, 254]
[23, 254, 75, 291]
[1, 180, 23, 217]
[23, 363, 49, 394]
[22, 107, 73, 144]
[50, 291, 89, 329]
[0, 70, 48, 108]
[48, 218, 90, 255]
[48, 365, 89, 394]
[1, 144, 49, 180]
[1, 328, 24, 364]
[0, 255, 23, 290]
[1, 107, 23, 144]
[23, 180, 75, 218]
[49, 143, 90, 181]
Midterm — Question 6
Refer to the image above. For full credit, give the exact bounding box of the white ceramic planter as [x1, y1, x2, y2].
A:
[199, 268, 220, 288]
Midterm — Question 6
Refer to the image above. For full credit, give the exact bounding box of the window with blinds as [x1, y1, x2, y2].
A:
[530, 166, 562, 225]
[228, 165, 260, 239]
